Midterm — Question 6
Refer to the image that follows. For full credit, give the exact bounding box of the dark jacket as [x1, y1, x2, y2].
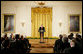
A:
[62, 42, 70, 52]
[54, 39, 63, 53]
[38, 27, 45, 37]
[38, 27, 45, 33]
[63, 46, 81, 54]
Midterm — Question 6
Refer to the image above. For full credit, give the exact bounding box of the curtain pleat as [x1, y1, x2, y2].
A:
[31, 8, 52, 38]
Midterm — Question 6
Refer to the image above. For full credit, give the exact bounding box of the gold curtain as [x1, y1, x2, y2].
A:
[31, 7, 52, 38]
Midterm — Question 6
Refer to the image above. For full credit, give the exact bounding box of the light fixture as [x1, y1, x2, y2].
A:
[21, 22, 25, 27]
[35, 1, 45, 6]
[21, 20, 25, 27]
[59, 20, 62, 27]
[38, 1, 45, 6]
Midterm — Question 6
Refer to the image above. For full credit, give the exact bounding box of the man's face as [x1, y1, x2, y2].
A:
[41, 25, 43, 27]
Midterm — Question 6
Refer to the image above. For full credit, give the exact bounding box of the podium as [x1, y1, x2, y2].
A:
[39, 30, 44, 43]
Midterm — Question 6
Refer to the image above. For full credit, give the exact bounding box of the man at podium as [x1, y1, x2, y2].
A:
[38, 24, 45, 43]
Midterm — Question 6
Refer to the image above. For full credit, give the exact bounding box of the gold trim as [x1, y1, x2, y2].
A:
[68, 14, 81, 33]
[2, 14, 16, 33]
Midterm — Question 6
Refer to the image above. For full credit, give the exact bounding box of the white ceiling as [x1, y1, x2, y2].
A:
[1, 1, 82, 7]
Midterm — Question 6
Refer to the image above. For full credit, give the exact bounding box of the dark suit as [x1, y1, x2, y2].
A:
[38, 27, 45, 39]
[63, 46, 81, 54]
[54, 39, 63, 53]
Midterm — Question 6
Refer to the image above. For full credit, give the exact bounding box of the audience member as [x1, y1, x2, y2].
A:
[10, 33, 15, 42]
[2, 36, 10, 49]
[1, 33, 82, 54]
[53, 34, 63, 53]
[3, 33, 7, 41]
[75, 34, 82, 53]
[68, 33, 74, 40]
[20, 35, 24, 40]
[62, 36, 70, 52]
[1, 33, 31, 54]
[63, 39, 81, 54]
[1, 37, 4, 44]
[1, 36, 10, 54]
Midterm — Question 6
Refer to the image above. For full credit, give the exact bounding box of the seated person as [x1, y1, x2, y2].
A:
[20, 35, 24, 40]
[68, 33, 74, 40]
[75, 33, 82, 42]
[1, 37, 10, 54]
[10, 34, 26, 54]
[1, 37, 4, 44]
[53, 34, 63, 53]
[63, 39, 81, 54]
[75, 34, 82, 53]
[3, 33, 7, 41]
[62, 36, 70, 52]
[2, 36, 10, 49]
[10, 34, 31, 53]
[9, 33, 15, 42]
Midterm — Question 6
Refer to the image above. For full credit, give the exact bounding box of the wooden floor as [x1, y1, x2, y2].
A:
[29, 39, 57, 48]
[28, 39, 57, 53]
[30, 48, 53, 53]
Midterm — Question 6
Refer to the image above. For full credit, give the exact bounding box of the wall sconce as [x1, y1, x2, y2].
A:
[59, 20, 62, 27]
[21, 22, 24, 27]
[21, 20, 25, 27]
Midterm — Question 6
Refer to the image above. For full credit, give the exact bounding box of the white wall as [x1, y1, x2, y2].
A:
[52, 4, 82, 37]
[1, 1, 82, 37]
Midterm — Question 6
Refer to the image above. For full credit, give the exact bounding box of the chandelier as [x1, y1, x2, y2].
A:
[35, 1, 45, 7]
